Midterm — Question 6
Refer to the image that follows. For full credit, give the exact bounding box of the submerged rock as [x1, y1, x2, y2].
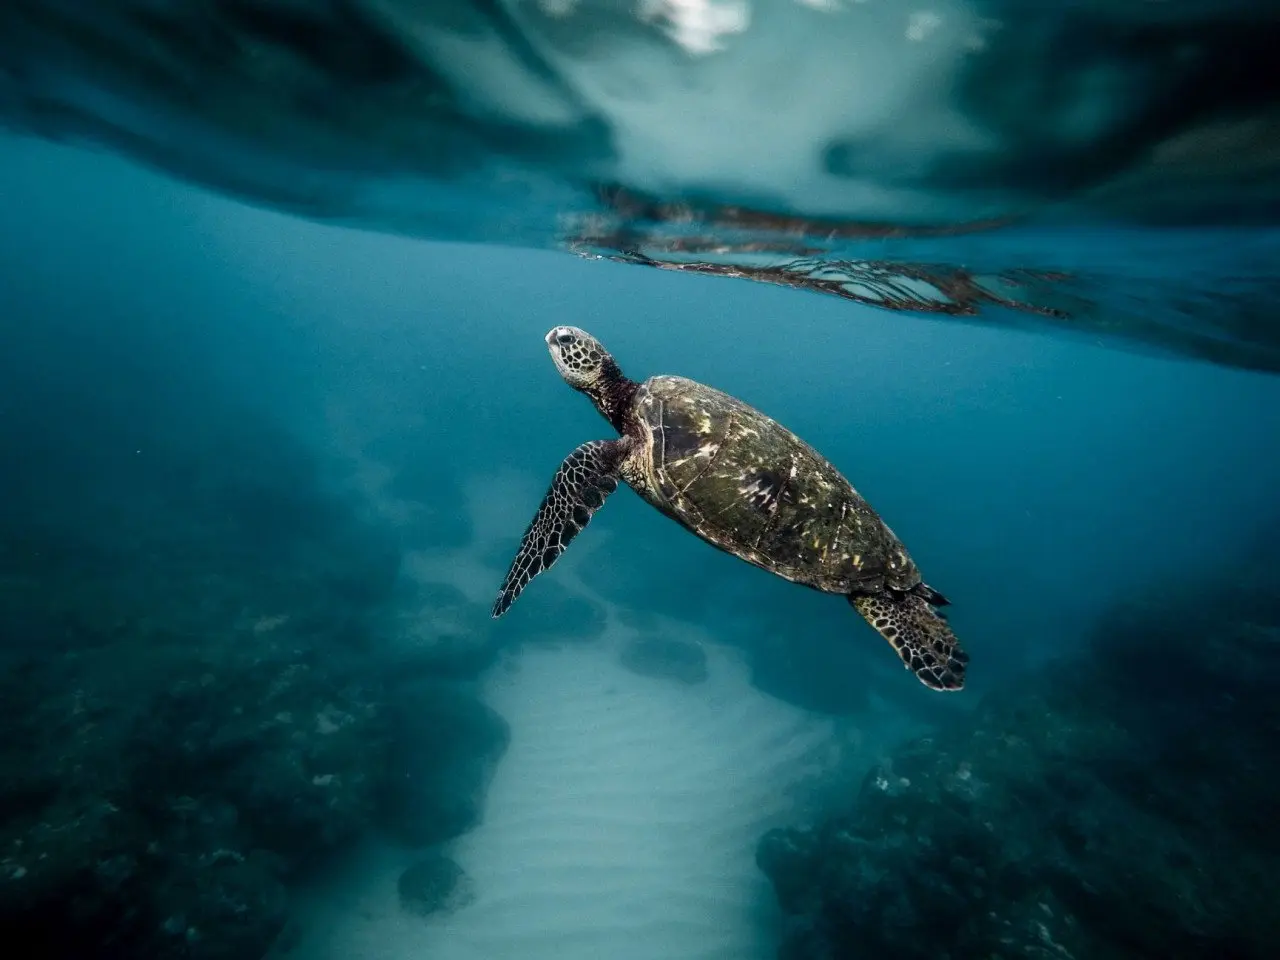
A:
[398, 854, 473, 918]
[0, 617, 386, 959]
[757, 582, 1280, 960]
[0, 427, 438, 958]
[619, 635, 708, 685]
[0, 501, 520, 957]
[373, 577, 500, 681]
[379, 681, 510, 848]
[0, 299, 527, 958]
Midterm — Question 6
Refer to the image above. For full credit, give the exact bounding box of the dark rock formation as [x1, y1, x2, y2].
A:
[379, 681, 510, 849]
[0, 574, 391, 959]
[0, 405, 515, 957]
[0, 260, 525, 957]
[758, 566, 1280, 960]
[398, 853, 472, 918]
[619, 635, 708, 685]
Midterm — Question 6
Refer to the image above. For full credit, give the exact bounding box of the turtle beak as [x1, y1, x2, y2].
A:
[545, 329, 565, 367]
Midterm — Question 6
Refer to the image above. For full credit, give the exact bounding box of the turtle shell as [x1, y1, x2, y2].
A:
[636, 375, 919, 593]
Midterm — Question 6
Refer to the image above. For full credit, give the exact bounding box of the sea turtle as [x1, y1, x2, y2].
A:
[491, 326, 969, 691]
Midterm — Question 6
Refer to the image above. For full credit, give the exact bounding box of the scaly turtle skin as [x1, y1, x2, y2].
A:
[492, 326, 968, 691]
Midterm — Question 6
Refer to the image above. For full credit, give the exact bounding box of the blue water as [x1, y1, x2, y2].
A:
[3, 4, 1280, 956]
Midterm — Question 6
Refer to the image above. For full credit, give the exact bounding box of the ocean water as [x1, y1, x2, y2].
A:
[2, 4, 1280, 960]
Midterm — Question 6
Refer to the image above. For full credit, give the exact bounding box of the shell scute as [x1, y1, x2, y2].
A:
[637, 376, 917, 592]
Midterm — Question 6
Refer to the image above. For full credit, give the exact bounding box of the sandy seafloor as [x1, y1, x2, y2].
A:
[274, 462, 924, 960]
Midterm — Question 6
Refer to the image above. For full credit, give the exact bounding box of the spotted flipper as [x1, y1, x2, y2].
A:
[492, 438, 628, 618]
[851, 589, 968, 691]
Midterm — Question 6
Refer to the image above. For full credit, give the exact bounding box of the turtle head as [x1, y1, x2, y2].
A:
[546, 326, 615, 392]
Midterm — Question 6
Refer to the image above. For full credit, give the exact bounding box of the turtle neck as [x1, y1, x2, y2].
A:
[585, 358, 640, 434]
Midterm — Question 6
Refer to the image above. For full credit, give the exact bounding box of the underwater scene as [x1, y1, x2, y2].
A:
[2, 2, 1280, 958]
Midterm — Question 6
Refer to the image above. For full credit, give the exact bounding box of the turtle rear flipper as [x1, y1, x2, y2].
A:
[851, 592, 968, 691]
[914, 582, 950, 607]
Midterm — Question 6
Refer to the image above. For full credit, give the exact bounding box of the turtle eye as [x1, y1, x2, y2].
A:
[556, 333, 575, 345]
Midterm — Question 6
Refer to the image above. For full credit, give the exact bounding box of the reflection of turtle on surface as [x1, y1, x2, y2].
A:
[492, 326, 969, 692]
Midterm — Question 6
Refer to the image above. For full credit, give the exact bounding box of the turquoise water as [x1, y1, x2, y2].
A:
[2, 4, 1280, 959]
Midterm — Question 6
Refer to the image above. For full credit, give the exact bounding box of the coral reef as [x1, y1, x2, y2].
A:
[0, 425, 508, 957]
[758, 553, 1280, 960]
[0, 499, 396, 958]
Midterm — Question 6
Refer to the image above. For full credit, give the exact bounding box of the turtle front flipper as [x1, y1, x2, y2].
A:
[851, 591, 969, 691]
[492, 438, 629, 618]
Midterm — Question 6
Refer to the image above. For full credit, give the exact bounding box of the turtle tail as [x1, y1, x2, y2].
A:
[851, 590, 968, 691]
[914, 582, 950, 606]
